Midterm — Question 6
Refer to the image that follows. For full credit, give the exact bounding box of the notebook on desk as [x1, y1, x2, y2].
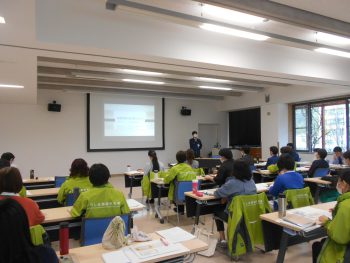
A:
[282, 214, 315, 229]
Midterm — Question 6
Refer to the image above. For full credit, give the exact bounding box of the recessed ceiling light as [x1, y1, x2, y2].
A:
[196, 77, 231, 83]
[0, 16, 5, 24]
[199, 85, 232, 91]
[0, 84, 24, 88]
[200, 23, 269, 41]
[122, 79, 165, 85]
[316, 32, 350, 45]
[121, 69, 164, 76]
[202, 4, 266, 24]
[315, 48, 350, 59]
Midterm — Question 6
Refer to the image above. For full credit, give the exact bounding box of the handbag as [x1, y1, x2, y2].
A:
[194, 226, 217, 257]
[102, 216, 128, 250]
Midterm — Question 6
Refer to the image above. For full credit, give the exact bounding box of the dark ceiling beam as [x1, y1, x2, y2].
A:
[199, 0, 350, 38]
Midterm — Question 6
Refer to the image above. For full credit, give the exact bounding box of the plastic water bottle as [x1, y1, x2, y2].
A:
[59, 222, 69, 255]
[192, 179, 198, 193]
[30, 169, 34, 179]
[278, 193, 287, 218]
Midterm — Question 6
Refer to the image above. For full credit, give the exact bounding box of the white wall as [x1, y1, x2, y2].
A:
[0, 90, 228, 178]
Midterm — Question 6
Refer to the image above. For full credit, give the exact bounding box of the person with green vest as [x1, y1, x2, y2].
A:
[71, 163, 130, 218]
[57, 158, 92, 205]
[313, 170, 350, 263]
[163, 150, 197, 214]
[213, 159, 256, 247]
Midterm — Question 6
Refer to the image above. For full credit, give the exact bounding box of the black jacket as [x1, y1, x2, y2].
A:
[214, 159, 234, 186]
[308, 159, 329, 177]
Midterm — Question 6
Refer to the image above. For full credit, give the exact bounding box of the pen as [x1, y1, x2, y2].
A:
[160, 238, 169, 246]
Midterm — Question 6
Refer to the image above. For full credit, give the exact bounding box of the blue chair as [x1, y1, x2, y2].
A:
[173, 180, 201, 224]
[66, 187, 80, 206]
[80, 214, 130, 246]
[54, 176, 67, 187]
[313, 168, 330, 177]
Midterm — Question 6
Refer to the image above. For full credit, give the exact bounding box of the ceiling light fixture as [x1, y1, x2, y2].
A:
[196, 77, 231, 83]
[0, 16, 5, 24]
[0, 84, 24, 89]
[315, 48, 350, 59]
[122, 79, 165, 85]
[199, 85, 232, 91]
[121, 69, 164, 76]
[316, 32, 350, 45]
[200, 23, 269, 41]
[202, 4, 266, 24]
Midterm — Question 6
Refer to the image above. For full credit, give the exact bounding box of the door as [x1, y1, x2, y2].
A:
[198, 124, 220, 157]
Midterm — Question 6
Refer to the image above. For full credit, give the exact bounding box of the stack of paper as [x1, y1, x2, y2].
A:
[283, 214, 315, 229]
[255, 183, 269, 192]
[127, 199, 144, 209]
[156, 227, 195, 243]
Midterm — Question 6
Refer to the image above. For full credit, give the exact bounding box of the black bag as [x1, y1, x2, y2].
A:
[321, 175, 339, 187]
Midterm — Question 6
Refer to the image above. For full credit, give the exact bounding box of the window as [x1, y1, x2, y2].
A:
[293, 99, 348, 152]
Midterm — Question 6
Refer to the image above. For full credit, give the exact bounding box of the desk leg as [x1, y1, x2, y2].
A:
[276, 231, 289, 263]
[154, 185, 164, 224]
[128, 176, 133, 199]
[191, 201, 202, 234]
[314, 186, 320, 204]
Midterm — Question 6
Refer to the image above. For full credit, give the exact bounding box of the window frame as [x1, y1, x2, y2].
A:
[293, 97, 350, 153]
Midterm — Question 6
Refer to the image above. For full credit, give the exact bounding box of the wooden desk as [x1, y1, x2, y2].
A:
[27, 187, 59, 198]
[23, 177, 55, 189]
[329, 164, 350, 170]
[124, 171, 144, 199]
[304, 177, 333, 203]
[63, 232, 208, 263]
[260, 202, 336, 263]
[184, 183, 273, 233]
[27, 187, 60, 209]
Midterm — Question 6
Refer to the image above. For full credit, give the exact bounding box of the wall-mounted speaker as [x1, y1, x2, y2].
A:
[48, 101, 61, 112]
[180, 106, 191, 116]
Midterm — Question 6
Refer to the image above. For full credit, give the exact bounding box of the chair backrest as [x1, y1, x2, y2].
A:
[174, 180, 200, 204]
[66, 187, 80, 206]
[80, 214, 130, 246]
[285, 187, 314, 208]
[30, 225, 46, 246]
[54, 176, 67, 187]
[227, 193, 272, 258]
[313, 168, 330, 177]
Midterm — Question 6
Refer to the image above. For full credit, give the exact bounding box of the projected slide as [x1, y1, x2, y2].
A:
[104, 104, 155, 136]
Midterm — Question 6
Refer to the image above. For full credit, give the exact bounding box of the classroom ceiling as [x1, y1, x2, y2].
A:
[38, 57, 292, 99]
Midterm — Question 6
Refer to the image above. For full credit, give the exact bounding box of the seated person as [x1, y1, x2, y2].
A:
[308, 148, 329, 178]
[269, 154, 304, 197]
[213, 160, 256, 246]
[57, 158, 92, 205]
[0, 154, 26, 197]
[265, 146, 279, 169]
[71, 163, 130, 218]
[267, 146, 294, 173]
[240, 146, 255, 166]
[163, 151, 197, 213]
[313, 170, 350, 263]
[204, 148, 234, 186]
[343, 150, 350, 166]
[0, 152, 15, 166]
[287, 143, 300, 162]
[0, 198, 58, 263]
[330, 146, 344, 165]
[0, 167, 45, 226]
[185, 149, 199, 169]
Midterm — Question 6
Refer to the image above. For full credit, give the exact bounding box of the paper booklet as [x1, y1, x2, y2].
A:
[156, 227, 195, 244]
[283, 213, 315, 229]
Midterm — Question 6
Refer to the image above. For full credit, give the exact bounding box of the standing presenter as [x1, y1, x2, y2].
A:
[189, 131, 202, 158]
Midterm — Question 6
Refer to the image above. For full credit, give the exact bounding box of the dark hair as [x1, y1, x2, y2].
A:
[218, 148, 233, 160]
[176, 151, 187, 163]
[0, 198, 40, 263]
[316, 148, 328, 159]
[70, 158, 89, 177]
[148, 150, 160, 172]
[0, 159, 10, 169]
[89, 163, 110, 186]
[186, 149, 195, 165]
[277, 154, 295, 171]
[270, 146, 278, 155]
[1, 152, 15, 162]
[0, 167, 23, 193]
[241, 146, 251, 154]
[343, 150, 350, 160]
[233, 159, 252, 181]
[333, 146, 342, 153]
[192, 131, 197, 136]
[339, 170, 350, 185]
[280, 146, 292, 154]
[287, 143, 294, 149]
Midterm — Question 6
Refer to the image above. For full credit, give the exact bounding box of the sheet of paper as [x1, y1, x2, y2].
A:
[127, 199, 144, 208]
[255, 183, 269, 192]
[288, 207, 332, 221]
[156, 227, 195, 243]
[102, 250, 131, 263]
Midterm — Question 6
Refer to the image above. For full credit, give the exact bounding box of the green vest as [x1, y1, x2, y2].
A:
[57, 176, 93, 205]
[285, 187, 314, 208]
[318, 191, 350, 263]
[19, 186, 26, 197]
[163, 163, 197, 201]
[227, 193, 271, 258]
[141, 171, 167, 199]
[30, 224, 46, 245]
[70, 183, 130, 218]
